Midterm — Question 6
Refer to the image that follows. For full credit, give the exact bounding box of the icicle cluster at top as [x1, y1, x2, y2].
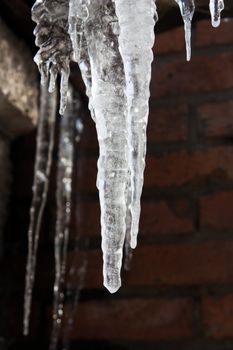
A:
[32, 0, 73, 114]
[31, 0, 225, 295]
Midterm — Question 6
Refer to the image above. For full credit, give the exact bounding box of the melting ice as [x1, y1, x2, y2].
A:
[26, 1, 226, 334]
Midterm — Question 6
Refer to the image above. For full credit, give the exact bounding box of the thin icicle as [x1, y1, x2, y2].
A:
[68, 0, 95, 119]
[209, 0, 224, 27]
[60, 100, 86, 350]
[115, 0, 157, 250]
[32, 0, 73, 114]
[123, 174, 133, 271]
[24, 82, 57, 336]
[175, 0, 195, 61]
[83, 0, 128, 293]
[62, 258, 87, 350]
[50, 87, 78, 350]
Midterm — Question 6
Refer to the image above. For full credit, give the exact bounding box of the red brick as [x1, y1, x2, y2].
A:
[200, 191, 233, 231]
[67, 298, 193, 340]
[148, 105, 188, 143]
[195, 19, 233, 48]
[77, 146, 233, 192]
[145, 146, 233, 189]
[71, 198, 193, 239]
[197, 100, 233, 139]
[64, 240, 233, 290]
[79, 104, 188, 149]
[154, 26, 185, 55]
[140, 199, 193, 235]
[151, 52, 233, 99]
[202, 293, 233, 338]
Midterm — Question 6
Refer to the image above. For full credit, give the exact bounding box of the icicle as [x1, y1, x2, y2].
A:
[50, 87, 78, 350]
[60, 96, 85, 350]
[61, 258, 87, 350]
[68, 0, 89, 61]
[123, 174, 133, 271]
[82, 0, 128, 293]
[68, 0, 95, 119]
[24, 82, 57, 336]
[175, 0, 195, 61]
[32, 0, 73, 114]
[115, 0, 157, 250]
[209, 0, 224, 28]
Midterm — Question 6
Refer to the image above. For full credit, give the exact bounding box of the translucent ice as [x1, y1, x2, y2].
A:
[82, 0, 129, 293]
[175, 0, 195, 61]
[209, 0, 224, 27]
[115, 0, 157, 249]
[24, 82, 57, 335]
[32, 0, 73, 114]
[50, 87, 77, 350]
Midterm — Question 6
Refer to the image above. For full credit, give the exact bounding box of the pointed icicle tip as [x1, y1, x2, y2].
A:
[130, 237, 137, 250]
[104, 281, 121, 294]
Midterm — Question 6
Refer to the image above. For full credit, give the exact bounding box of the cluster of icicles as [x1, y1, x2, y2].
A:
[24, 0, 225, 347]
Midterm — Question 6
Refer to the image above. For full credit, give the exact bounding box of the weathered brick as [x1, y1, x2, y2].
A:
[148, 104, 188, 143]
[64, 240, 233, 290]
[145, 146, 233, 189]
[151, 52, 233, 99]
[200, 191, 233, 231]
[140, 199, 194, 235]
[154, 26, 185, 55]
[197, 100, 233, 139]
[71, 198, 193, 239]
[66, 298, 193, 340]
[195, 19, 233, 48]
[202, 293, 233, 338]
[76, 146, 233, 192]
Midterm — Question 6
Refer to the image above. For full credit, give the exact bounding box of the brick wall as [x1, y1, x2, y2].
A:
[1, 19, 233, 350]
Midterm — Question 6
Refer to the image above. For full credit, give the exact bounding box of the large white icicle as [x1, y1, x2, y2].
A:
[24, 82, 57, 335]
[175, 0, 195, 61]
[209, 0, 224, 27]
[84, 0, 128, 293]
[115, 0, 157, 250]
[32, 0, 73, 115]
[50, 88, 78, 350]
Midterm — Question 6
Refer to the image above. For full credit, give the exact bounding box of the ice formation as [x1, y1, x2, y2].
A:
[175, 0, 195, 61]
[27, 0, 226, 334]
[209, 0, 224, 27]
[31, 0, 73, 115]
[24, 81, 57, 335]
[50, 87, 77, 350]
[115, 0, 157, 251]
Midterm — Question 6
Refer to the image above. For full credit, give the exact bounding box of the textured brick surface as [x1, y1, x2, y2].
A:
[200, 191, 233, 231]
[69, 298, 193, 340]
[147, 105, 188, 144]
[202, 293, 233, 339]
[197, 100, 233, 139]
[152, 53, 233, 99]
[140, 199, 194, 235]
[195, 19, 233, 47]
